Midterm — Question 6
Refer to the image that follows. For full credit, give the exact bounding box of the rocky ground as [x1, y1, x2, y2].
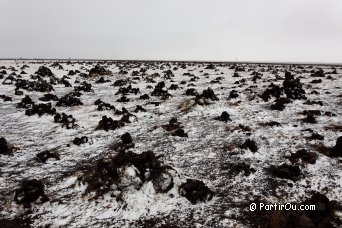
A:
[0, 60, 341, 227]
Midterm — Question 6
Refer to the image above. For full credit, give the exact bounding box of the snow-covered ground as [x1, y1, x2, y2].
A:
[0, 60, 341, 227]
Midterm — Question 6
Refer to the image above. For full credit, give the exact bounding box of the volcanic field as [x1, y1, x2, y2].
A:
[0, 60, 341, 227]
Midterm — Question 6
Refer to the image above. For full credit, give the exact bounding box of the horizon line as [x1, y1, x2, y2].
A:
[0, 57, 341, 66]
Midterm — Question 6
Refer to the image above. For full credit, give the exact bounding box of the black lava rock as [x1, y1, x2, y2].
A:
[54, 112, 77, 129]
[171, 128, 188, 137]
[303, 113, 317, 124]
[229, 90, 239, 99]
[185, 88, 198, 96]
[96, 116, 124, 131]
[39, 93, 59, 102]
[17, 95, 34, 109]
[80, 150, 174, 196]
[73, 136, 89, 146]
[75, 81, 92, 92]
[240, 139, 258, 152]
[179, 179, 214, 204]
[56, 93, 83, 107]
[0, 94, 12, 101]
[14, 179, 48, 206]
[25, 103, 56, 116]
[283, 72, 306, 100]
[139, 94, 150, 100]
[260, 83, 282, 101]
[288, 149, 318, 164]
[268, 163, 302, 181]
[94, 99, 115, 111]
[0, 137, 10, 155]
[15, 90, 24, 95]
[36, 150, 60, 163]
[121, 132, 133, 144]
[270, 98, 291, 111]
[330, 136, 342, 157]
[215, 111, 231, 122]
[88, 65, 111, 77]
[35, 66, 53, 77]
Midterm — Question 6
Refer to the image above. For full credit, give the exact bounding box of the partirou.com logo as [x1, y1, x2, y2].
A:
[249, 202, 316, 211]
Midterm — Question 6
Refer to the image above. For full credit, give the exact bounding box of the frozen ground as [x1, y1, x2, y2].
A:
[0, 60, 341, 227]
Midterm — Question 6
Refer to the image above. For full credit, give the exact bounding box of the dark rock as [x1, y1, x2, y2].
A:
[171, 128, 188, 137]
[229, 90, 239, 99]
[73, 136, 89, 146]
[36, 150, 60, 163]
[179, 179, 214, 204]
[25, 103, 56, 116]
[162, 117, 182, 132]
[95, 77, 110, 84]
[303, 110, 322, 116]
[304, 100, 324, 106]
[112, 79, 129, 87]
[330, 136, 342, 157]
[139, 94, 150, 100]
[215, 111, 231, 122]
[17, 95, 34, 109]
[0, 95, 12, 101]
[238, 124, 251, 132]
[94, 99, 115, 111]
[121, 113, 137, 123]
[51, 62, 63, 69]
[304, 192, 341, 227]
[268, 163, 302, 181]
[14, 179, 48, 206]
[121, 132, 133, 144]
[240, 139, 258, 152]
[39, 93, 59, 102]
[15, 78, 53, 92]
[88, 65, 112, 77]
[303, 113, 317, 124]
[287, 149, 318, 164]
[117, 96, 130, 102]
[308, 132, 324, 140]
[168, 84, 179, 90]
[232, 72, 240, 77]
[270, 98, 292, 111]
[74, 81, 92, 92]
[310, 79, 322, 84]
[15, 90, 24, 95]
[96, 116, 124, 131]
[260, 83, 282, 101]
[199, 87, 219, 101]
[260, 121, 281, 127]
[68, 70, 77, 76]
[80, 150, 174, 196]
[151, 81, 171, 99]
[283, 72, 306, 100]
[185, 88, 198, 96]
[311, 69, 325, 77]
[205, 63, 216, 70]
[0, 218, 31, 228]
[61, 78, 72, 87]
[115, 85, 139, 95]
[35, 66, 53, 77]
[134, 105, 146, 112]
[56, 93, 83, 107]
[54, 112, 77, 129]
[226, 162, 256, 176]
[0, 137, 11, 155]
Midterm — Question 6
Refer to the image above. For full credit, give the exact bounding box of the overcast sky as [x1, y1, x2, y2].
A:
[1, 0, 341, 63]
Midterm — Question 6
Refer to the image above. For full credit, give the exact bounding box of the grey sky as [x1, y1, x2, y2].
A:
[1, 0, 341, 63]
